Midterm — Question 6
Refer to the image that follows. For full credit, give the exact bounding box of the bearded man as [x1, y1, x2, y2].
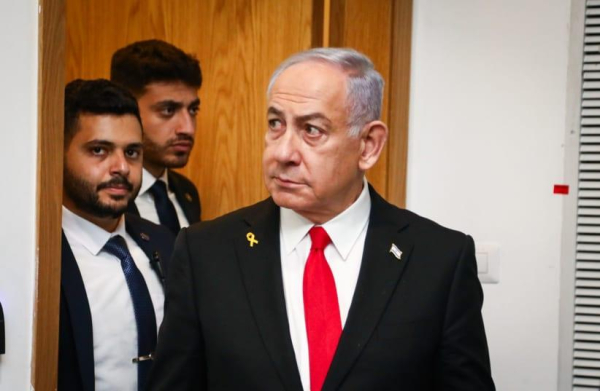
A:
[59, 79, 175, 391]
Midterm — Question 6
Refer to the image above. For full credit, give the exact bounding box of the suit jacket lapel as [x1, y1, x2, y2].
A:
[168, 170, 198, 224]
[234, 199, 304, 391]
[323, 188, 414, 391]
[125, 218, 168, 284]
[126, 199, 141, 217]
[61, 232, 95, 391]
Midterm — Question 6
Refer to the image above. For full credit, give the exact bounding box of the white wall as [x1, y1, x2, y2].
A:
[0, 1, 38, 390]
[407, 0, 571, 390]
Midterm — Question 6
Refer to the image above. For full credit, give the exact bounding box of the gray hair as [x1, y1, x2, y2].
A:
[267, 47, 384, 137]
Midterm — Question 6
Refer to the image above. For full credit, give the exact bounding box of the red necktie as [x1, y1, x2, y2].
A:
[303, 226, 342, 391]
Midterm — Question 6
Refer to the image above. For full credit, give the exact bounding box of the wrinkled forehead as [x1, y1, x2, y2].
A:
[268, 61, 349, 104]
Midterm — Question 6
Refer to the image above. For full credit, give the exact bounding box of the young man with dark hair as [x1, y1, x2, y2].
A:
[59, 79, 175, 391]
[111, 39, 202, 234]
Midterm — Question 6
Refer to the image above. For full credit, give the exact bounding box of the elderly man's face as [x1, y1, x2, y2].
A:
[263, 61, 365, 224]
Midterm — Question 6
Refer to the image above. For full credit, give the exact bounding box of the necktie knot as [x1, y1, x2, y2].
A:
[309, 226, 331, 251]
[149, 179, 169, 198]
[103, 235, 129, 259]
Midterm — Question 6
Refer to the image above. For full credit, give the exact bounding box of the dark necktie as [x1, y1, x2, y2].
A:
[103, 235, 157, 391]
[148, 180, 181, 234]
[303, 226, 342, 391]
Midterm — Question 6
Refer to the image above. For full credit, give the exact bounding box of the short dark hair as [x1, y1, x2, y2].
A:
[110, 39, 202, 96]
[64, 78, 142, 145]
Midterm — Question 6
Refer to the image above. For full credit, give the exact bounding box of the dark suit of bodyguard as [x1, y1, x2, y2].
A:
[127, 169, 201, 230]
[58, 79, 175, 390]
[149, 49, 495, 390]
[59, 214, 174, 391]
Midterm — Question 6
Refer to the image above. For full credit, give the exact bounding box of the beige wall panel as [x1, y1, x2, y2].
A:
[67, 0, 313, 219]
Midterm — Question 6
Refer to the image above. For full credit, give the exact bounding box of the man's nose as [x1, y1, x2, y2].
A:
[174, 111, 196, 136]
[110, 150, 130, 175]
[273, 130, 301, 164]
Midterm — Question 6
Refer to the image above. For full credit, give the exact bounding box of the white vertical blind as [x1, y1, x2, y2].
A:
[574, 2, 600, 389]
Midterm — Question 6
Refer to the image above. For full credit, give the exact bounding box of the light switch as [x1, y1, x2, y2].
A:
[475, 242, 500, 284]
[476, 251, 489, 274]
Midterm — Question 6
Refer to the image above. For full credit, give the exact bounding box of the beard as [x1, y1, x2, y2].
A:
[63, 166, 140, 219]
[143, 134, 194, 169]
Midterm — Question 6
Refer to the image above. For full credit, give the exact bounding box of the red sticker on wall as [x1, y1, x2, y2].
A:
[554, 185, 569, 195]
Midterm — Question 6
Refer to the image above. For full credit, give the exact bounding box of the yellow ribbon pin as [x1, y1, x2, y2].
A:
[246, 232, 259, 247]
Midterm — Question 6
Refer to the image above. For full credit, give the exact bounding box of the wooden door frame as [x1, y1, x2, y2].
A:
[33, 0, 65, 389]
[388, 0, 412, 208]
[317, 0, 412, 207]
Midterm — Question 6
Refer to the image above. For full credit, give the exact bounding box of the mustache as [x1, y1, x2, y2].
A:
[96, 176, 134, 192]
[167, 134, 194, 146]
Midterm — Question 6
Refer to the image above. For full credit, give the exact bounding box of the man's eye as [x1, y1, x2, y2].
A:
[91, 147, 106, 155]
[160, 106, 176, 116]
[306, 125, 321, 137]
[125, 149, 140, 159]
[189, 106, 200, 116]
[268, 119, 283, 130]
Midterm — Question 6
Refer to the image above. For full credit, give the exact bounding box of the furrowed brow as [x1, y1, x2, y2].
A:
[296, 113, 329, 123]
[151, 100, 184, 110]
[83, 140, 115, 148]
[295, 113, 332, 128]
[267, 107, 284, 117]
[127, 142, 144, 149]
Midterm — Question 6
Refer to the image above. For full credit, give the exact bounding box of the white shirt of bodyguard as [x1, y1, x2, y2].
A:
[134, 168, 190, 228]
[279, 178, 371, 391]
[62, 206, 165, 391]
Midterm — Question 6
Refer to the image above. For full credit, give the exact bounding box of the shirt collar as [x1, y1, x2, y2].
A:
[140, 168, 170, 195]
[280, 177, 371, 260]
[62, 206, 128, 256]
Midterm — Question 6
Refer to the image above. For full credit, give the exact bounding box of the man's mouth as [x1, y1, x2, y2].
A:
[104, 185, 129, 195]
[169, 136, 194, 152]
[274, 176, 302, 187]
[97, 178, 133, 195]
[170, 141, 193, 152]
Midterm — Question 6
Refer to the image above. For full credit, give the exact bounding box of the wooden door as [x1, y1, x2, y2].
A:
[33, 1, 411, 389]
[66, 0, 411, 219]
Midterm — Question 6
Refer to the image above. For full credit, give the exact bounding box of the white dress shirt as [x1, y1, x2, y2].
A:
[62, 206, 165, 391]
[279, 179, 371, 391]
[134, 168, 190, 228]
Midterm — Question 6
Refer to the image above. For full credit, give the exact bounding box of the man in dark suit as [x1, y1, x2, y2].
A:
[59, 79, 175, 391]
[111, 39, 203, 233]
[149, 48, 495, 390]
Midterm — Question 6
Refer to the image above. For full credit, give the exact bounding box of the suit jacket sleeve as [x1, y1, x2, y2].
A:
[148, 228, 206, 390]
[435, 235, 495, 390]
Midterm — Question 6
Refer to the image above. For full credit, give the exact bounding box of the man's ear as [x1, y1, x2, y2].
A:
[358, 120, 388, 171]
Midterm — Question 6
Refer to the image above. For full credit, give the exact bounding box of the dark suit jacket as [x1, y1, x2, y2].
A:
[58, 213, 175, 391]
[148, 187, 495, 390]
[128, 170, 202, 224]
